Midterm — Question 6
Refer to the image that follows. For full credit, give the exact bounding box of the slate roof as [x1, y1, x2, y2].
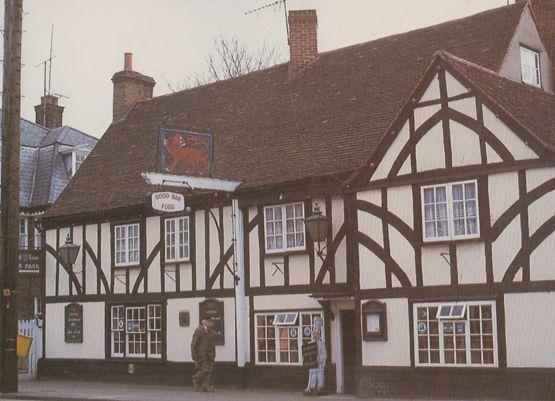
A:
[0, 111, 97, 209]
[46, 2, 551, 220]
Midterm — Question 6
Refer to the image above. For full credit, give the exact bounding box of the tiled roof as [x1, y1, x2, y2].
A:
[46, 2, 531, 219]
[444, 52, 555, 150]
[530, 0, 555, 60]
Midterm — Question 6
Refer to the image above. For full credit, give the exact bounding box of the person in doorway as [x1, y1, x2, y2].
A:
[304, 317, 327, 396]
[191, 315, 216, 392]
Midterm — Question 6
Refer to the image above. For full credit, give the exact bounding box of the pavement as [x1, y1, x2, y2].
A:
[0, 377, 547, 401]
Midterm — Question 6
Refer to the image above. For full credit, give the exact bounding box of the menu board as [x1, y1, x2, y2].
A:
[199, 299, 224, 345]
[64, 303, 83, 343]
[302, 341, 319, 368]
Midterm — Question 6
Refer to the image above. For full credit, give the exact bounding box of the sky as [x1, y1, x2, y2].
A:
[3, 0, 513, 138]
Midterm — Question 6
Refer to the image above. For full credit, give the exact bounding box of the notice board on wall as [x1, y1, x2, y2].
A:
[64, 303, 83, 343]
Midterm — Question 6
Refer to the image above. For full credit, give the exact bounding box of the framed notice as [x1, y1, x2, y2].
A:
[199, 299, 224, 345]
[64, 303, 83, 343]
[362, 300, 387, 341]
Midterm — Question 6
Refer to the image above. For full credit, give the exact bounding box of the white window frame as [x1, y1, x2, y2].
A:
[34, 224, 42, 250]
[421, 180, 480, 242]
[33, 297, 42, 317]
[164, 216, 190, 263]
[254, 310, 323, 366]
[111, 306, 125, 357]
[413, 300, 498, 367]
[71, 152, 88, 176]
[111, 304, 162, 359]
[264, 202, 306, 253]
[114, 223, 140, 267]
[520, 46, 541, 88]
[147, 304, 162, 359]
[19, 217, 28, 249]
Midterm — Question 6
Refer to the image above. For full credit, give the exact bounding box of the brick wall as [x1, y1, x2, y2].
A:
[288, 10, 318, 75]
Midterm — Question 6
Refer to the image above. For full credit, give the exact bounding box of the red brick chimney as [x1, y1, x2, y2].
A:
[288, 10, 318, 76]
[111, 53, 155, 121]
[35, 94, 64, 128]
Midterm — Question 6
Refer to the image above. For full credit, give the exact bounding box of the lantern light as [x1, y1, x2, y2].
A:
[304, 204, 331, 261]
[59, 235, 81, 268]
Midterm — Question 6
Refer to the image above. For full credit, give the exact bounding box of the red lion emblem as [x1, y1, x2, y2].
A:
[164, 134, 209, 175]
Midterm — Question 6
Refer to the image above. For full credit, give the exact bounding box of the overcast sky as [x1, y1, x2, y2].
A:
[4, 0, 512, 137]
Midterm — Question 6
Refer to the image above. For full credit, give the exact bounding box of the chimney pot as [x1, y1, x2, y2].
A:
[124, 52, 133, 71]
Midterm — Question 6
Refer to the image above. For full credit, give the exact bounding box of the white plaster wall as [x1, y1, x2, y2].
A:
[414, 104, 441, 130]
[332, 196, 347, 284]
[45, 229, 57, 297]
[456, 242, 486, 284]
[450, 121, 482, 167]
[388, 226, 415, 287]
[72, 226, 84, 290]
[489, 171, 519, 226]
[528, 190, 555, 235]
[492, 217, 521, 282]
[498, 6, 553, 94]
[146, 217, 161, 293]
[223, 206, 235, 289]
[421, 244, 450, 286]
[419, 73, 440, 102]
[357, 189, 381, 207]
[100, 223, 111, 292]
[85, 224, 98, 295]
[358, 210, 383, 247]
[416, 122, 445, 172]
[483, 106, 538, 160]
[248, 206, 260, 288]
[58, 227, 71, 296]
[289, 254, 311, 286]
[530, 231, 555, 281]
[526, 166, 555, 191]
[179, 262, 194, 291]
[45, 302, 105, 359]
[195, 210, 206, 291]
[209, 208, 220, 289]
[445, 71, 469, 97]
[166, 297, 236, 362]
[361, 298, 411, 366]
[505, 292, 555, 367]
[254, 294, 321, 310]
[371, 120, 409, 181]
[387, 186, 413, 228]
[264, 254, 285, 286]
[449, 96, 476, 120]
[359, 246, 386, 289]
[486, 143, 503, 164]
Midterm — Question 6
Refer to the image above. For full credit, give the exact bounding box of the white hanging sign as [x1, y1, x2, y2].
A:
[151, 191, 185, 212]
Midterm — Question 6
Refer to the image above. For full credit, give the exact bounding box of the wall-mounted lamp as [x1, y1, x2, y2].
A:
[58, 235, 80, 270]
[304, 203, 331, 262]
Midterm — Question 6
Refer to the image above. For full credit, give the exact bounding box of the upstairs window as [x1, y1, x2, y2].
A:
[421, 180, 479, 242]
[520, 46, 541, 88]
[71, 152, 88, 176]
[114, 223, 140, 266]
[19, 218, 28, 249]
[264, 202, 305, 253]
[164, 216, 189, 262]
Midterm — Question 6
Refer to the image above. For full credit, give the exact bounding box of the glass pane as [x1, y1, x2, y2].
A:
[429, 336, 439, 349]
[436, 187, 446, 202]
[481, 305, 492, 319]
[482, 320, 492, 334]
[466, 200, 476, 217]
[417, 308, 427, 320]
[430, 351, 440, 363]
[467, 218, 478, 234]
[444, 351, 454, 364]
[419, 351, 428, 363]
[469, 305, 480, 319]
[285, 205, 293, 218]
[423, 188, 434, 204]
[453, 202, 464, 218]
[424, 205, 435, 221]
[265, 208, 273, 220]
[437, 220, 449, 237]
[425, 222, 436, 238]
[452, 184, 463, 201]
[454, 219, 465, 235]
[483, 350, 494, 364]
[465, 183, 476, 199]
[471, 350, 482, 364]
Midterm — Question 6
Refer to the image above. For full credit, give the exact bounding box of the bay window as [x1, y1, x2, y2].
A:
[421, 180, 479, 241]
[110, 304, 162, 358]
[164, 216, 189, 262]
[414, 300, 497, 367]
[264, 202, 305, 252]
[114, 223, 140, 266]
[255, 310, 323, 365]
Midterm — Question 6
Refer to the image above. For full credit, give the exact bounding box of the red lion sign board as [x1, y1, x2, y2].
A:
[159, 128, 213, 176]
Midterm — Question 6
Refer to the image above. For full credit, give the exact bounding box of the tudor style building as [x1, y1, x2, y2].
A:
[39, 2, 554, 400]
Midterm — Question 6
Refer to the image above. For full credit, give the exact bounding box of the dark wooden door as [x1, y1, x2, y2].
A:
[341, 310, 356, 394]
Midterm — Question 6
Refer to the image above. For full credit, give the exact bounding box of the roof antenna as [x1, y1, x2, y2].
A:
[244, 0, 289, 44]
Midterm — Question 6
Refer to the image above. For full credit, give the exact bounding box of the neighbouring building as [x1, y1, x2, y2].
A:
[0, 95, 97, 319]
[39, 2, 554, 400]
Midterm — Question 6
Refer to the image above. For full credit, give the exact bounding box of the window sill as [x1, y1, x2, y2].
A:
[163, 259, 191, 266]
[264, 249, 308, 257]
[421, 236, 482, 247]
[113, 264, 141, 269]
[107, 357, 164, 364]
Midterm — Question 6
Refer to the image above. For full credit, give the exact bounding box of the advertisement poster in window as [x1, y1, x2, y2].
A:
[199, 299, 224, 345]
[159, 128, 213, 177]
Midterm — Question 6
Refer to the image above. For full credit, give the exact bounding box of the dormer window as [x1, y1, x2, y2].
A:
[520, 46, 541, 88]
[71, 152, 87, 176]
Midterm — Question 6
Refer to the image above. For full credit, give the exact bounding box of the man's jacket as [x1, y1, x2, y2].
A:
[191, 325, 215, 362]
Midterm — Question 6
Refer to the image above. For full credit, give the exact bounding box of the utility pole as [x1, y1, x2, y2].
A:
[0, 0, 23, 393]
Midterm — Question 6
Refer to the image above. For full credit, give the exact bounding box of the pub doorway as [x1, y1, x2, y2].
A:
[340, 310, 356, 394]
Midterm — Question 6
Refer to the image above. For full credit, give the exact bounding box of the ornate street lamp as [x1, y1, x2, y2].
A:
[304, 204, 331, 262]
[58, 235, 80, 270]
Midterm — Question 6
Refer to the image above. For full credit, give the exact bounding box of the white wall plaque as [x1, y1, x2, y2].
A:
[151, 191, 185, 212]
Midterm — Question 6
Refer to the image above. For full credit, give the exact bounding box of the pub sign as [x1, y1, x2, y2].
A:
[159, 128, 213, 177]
[199, 299, 224, 345]
[64, 303, 83, 343]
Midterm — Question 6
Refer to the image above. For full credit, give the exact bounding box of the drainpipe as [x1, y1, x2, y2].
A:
[232, 199, 248, 370]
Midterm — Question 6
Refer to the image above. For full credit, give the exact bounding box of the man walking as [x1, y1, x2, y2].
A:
[191, 315, 216, 392]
